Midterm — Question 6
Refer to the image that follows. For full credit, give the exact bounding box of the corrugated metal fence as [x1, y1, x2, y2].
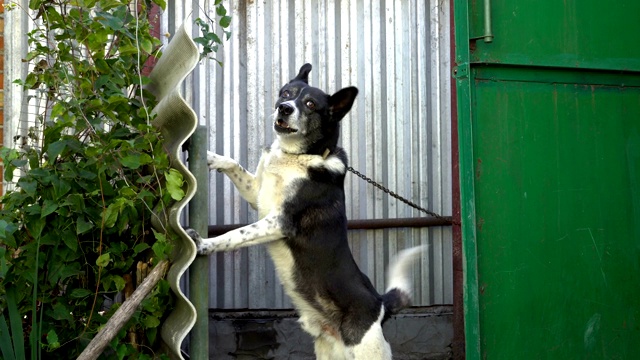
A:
[171, 0, 452, 308]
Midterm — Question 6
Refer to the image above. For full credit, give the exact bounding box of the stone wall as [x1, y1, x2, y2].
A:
[207, 307, 453, 359]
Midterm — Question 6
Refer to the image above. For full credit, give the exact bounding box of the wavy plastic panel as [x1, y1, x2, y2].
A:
[146, 23, 199, 360]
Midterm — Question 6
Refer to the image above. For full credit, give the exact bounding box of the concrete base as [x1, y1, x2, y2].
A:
[207, 306, 453, 359]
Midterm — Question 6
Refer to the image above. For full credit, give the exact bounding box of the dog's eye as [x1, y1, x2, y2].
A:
[282, 90, 290, 98]
[306, 100, 316, 110]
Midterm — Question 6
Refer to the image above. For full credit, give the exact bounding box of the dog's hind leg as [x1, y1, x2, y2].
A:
[314, 334, 352, 360]
[351, 307, 392, 360]
[187, 213, 285, 254]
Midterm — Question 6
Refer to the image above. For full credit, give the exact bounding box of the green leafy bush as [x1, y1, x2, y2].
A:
[0, 0, 222, 358]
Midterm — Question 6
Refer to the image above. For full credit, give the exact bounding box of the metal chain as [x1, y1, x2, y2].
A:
[347, 166, 458, 225]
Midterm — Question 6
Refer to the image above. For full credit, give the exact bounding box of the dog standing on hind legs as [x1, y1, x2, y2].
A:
[187, 63, 426, 359]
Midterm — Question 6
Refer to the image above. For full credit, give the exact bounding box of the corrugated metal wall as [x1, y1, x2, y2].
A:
[163, 0, 452, 308]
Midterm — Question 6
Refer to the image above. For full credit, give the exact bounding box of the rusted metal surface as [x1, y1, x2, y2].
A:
[450, 0, 465, 358]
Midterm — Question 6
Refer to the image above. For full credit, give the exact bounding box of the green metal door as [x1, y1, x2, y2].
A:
[454, 0, 640, 358]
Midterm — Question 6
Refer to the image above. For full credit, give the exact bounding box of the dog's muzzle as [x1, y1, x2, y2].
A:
[274, 103, 298, 133]
[278, 103, 294, 116]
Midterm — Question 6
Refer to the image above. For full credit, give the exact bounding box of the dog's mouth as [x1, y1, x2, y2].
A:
[274, 118, 298, 134]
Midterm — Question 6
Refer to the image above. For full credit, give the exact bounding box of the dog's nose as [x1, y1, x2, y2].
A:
[278, 103, 294, 116]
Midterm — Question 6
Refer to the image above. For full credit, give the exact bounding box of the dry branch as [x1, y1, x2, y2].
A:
[77, 260, 169, 360]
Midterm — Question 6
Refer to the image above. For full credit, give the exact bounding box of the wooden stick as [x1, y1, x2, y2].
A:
[77, 260, 169, 360]
[123, 273, 138, 351]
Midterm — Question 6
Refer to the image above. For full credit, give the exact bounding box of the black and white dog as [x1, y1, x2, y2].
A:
[188, 64, 425, 359]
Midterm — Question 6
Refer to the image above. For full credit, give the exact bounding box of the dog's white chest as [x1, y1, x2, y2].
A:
[255, 149, 309, 217]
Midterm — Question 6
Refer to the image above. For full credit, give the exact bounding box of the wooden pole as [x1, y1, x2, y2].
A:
[77, 260, 169, 360]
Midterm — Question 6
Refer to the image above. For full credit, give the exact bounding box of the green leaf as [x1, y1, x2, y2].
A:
[0, 146, 18, 160]
[118, 44, 140, 56]
[0, 148, 19, 182]
[151, 230, 172, 259]
[96, 253, 111, 267]
[18, 179, 38, 198]
[78, 169, 98, 180]
[41, 199, 59, 218]
[103, 202, 119, 228]
[195, 18, 209, 31]
[5, 288, 24, 360]
[62, 231, 79, 251]
[145, 326, 158, 345]
[0, 220, 18, 248]
[96, 11, 124, 30]
[111, 275, 126, 292]
[133, 243, 150, 255]
[49, 260, 81, 284]
[116, 343, 128, 360]
[102, 274, 125, 292]
[98, 0, 121, 11]
[27, 217, 46, 239]
[25, 204, 42, 216]
[47, 139, 67, 160]
[0, 152, 19, 182]
[76, 217, 93, 235]
[216, 4, 227, 16]
[51, 302, 74, 322]
[165, 169, 185, 201]
[0, 314, 16, 360]
[139, 37, 153, 54]
[0, 247, 9, 278]
[52, 177, 72, 199]
[61, 193, 85, 211]
[46, 329, 60, 350]
[69, 288, 93, 298]
[119, 186, 137, 198]
[121, 153, 152, 169]
[205, 32, 222, 44]
[50, 102, 67, 119]
[219, 15, 232, 28]
[152, 239, 168, 259]
[24, 73, 39, 89]
[141, 315, 160, 328]
[94, 58, 111, 73]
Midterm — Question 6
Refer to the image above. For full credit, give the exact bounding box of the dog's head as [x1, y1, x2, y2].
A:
[273, 63, 358, 155]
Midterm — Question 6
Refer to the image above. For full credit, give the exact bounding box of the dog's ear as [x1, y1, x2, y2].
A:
[293, 63, 313, 83]
[329, 86, 358, 120]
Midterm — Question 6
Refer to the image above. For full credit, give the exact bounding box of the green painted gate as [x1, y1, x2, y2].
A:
[454, 0, 640, 358]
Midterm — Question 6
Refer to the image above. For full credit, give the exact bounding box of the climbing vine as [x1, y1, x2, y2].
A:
[0, 0, 229, 358]
[193, 0, 232, 62]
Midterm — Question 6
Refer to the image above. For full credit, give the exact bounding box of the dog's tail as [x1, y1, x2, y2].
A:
[381, 245, 427, 317]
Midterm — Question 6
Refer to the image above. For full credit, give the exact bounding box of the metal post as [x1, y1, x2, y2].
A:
[484, 0, 494, 42]
[188, 126, 210, 359]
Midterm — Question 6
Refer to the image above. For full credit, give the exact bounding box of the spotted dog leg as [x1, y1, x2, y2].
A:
[207, 151, 260, 208]
[187, 213, 284, 255]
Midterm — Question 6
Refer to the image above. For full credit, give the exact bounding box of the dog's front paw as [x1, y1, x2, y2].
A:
[207, 151, 238, 172]
[185, 228, 209, 255]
